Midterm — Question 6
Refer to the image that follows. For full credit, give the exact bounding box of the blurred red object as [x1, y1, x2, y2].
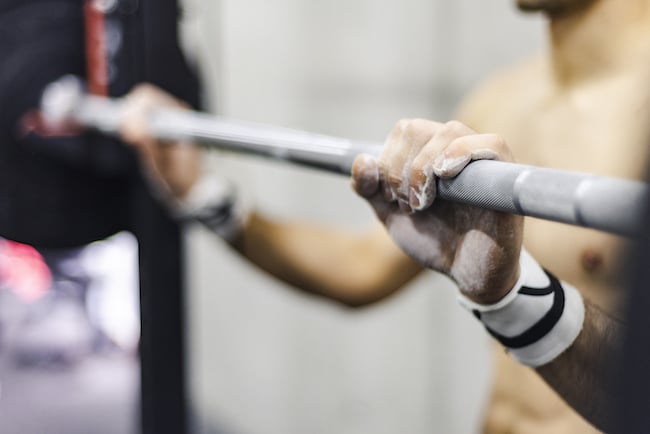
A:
[0, 239, 51, 302]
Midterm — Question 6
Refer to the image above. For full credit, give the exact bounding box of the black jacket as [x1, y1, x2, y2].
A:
[0, 0, 200, 247]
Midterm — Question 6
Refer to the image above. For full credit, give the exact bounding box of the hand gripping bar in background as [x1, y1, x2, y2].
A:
[41, 76, 648, 237]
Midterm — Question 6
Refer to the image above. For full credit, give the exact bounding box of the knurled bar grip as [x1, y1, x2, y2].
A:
[47, 82, 648, 237]
[437, 161, 646, 237]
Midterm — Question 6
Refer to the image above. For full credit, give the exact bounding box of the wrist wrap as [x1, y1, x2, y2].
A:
[458, 249, 585, 367]
[174, 173, 247, 242]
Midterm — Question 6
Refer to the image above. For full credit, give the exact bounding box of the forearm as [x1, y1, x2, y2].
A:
[235, 212, 422, 307]
[537, 300, 622, 432]
[458, 249, 622, 430]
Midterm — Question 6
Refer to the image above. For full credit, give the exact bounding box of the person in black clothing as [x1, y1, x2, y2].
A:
[0, 1, 199, 432]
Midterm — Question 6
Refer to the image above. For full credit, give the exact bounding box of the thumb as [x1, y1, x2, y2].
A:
[351, 153, 380, 198]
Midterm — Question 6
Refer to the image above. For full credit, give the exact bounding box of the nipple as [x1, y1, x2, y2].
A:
[581, 248, 603, 273]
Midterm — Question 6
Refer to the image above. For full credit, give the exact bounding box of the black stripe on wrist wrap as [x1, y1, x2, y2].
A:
[473, 269, 565, 349]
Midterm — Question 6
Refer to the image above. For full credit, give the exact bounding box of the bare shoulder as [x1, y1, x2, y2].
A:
[455, 54, 546, 132]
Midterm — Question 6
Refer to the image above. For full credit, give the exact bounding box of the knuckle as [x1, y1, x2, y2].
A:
[402, 118, 426, 135]
[448, 135, 469, 152]
[410, 118, 431, 128]
[404, 118, 428, 134]
[485, 133, 511, 159]
[487, 133, 506, 147]
[393, 118, 411, 134]
[403, 119, 434, 143]
[443, 120, 467, 135]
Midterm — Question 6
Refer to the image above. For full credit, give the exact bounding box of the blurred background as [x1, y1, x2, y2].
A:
[0, 1, 544, 433]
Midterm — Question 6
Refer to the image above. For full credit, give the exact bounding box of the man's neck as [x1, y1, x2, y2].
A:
[547, 0, 650, 86]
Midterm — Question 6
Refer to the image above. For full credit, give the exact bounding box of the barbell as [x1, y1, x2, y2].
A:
[41, 75, 648, 237]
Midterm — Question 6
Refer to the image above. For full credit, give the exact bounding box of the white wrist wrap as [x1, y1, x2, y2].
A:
[174, 173, 248, 242]
[457, 249, 585, 367]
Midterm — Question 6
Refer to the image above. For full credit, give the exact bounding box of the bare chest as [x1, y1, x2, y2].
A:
[478, 80, 650, 307]
[524, 219, 626, 309]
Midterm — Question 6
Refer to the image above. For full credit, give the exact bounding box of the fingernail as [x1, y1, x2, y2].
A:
[409, 187, 421, 210]
[433, 155, 469, 177]
[382, 182, 396, 201]
[433, 154, 445, 169]
[398, 199, 411, 213]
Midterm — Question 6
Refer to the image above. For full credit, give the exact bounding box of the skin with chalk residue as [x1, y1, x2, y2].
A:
[351, 120, 522, 305]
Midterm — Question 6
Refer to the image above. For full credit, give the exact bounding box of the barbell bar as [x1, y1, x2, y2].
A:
[41, 76, 648, 237]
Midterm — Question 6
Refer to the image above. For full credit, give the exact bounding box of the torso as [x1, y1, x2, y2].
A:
[458, 54, 650, 433]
